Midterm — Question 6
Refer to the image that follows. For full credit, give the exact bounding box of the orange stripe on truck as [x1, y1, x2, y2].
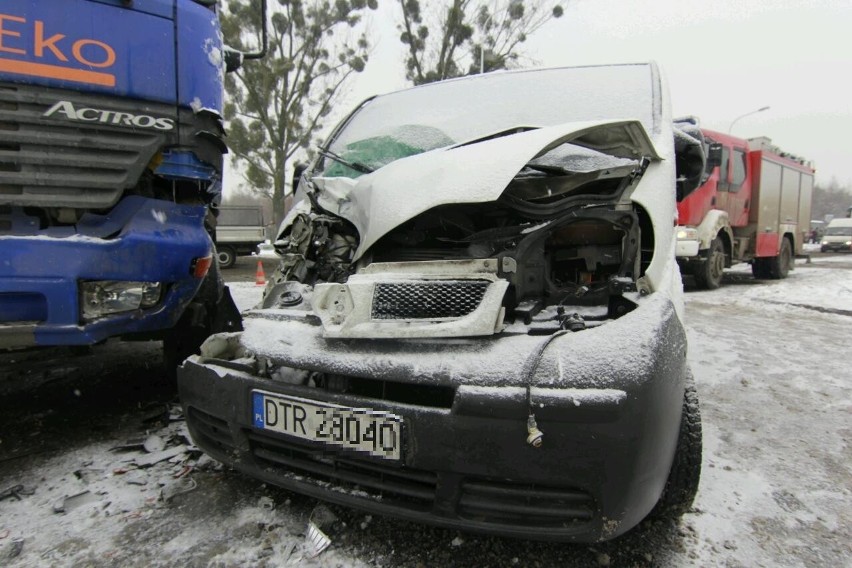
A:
[0, 57, 115, 87]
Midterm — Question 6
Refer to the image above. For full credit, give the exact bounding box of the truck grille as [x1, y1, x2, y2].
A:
[0, 83, 175, 209]
[372, 281, 490, 320]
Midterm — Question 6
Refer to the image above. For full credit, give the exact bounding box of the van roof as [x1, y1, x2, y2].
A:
[826, 218, 852, 228]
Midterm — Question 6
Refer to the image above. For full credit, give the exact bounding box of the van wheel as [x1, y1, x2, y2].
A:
[217, 246, 237, 269]
[651, 372, 702, 518]
[693, 238, 725, 289]
[767, 238, 792, 279]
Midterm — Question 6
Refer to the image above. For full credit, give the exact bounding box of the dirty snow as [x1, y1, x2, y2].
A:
[1, 255, 849, 566]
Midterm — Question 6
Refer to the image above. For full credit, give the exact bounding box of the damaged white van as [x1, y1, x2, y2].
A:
[178, 63, 704, 542]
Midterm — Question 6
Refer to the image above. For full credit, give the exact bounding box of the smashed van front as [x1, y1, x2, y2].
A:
[179, 63, 697, 541]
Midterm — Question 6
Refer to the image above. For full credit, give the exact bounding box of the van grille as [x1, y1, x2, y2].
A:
[372, 281, 489, 320]
[247, 431, 437, 511]
[244, 429, 596, 528]
[458, 479, 595, 527]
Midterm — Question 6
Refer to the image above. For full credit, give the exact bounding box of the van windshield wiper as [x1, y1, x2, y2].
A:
[318, 148, 375, 174]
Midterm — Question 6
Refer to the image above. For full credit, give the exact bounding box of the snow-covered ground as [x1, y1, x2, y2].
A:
[0, 256, 849, 566]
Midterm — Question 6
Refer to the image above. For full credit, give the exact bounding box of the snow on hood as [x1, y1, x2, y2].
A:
[311, 119, 660, 261]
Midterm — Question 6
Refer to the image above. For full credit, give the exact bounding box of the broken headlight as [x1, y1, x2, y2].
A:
[80, 281, 162, 320]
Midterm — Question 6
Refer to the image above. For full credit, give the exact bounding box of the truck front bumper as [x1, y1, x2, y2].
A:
[0, 197, 211, 349]
[178, 293, 689, 542]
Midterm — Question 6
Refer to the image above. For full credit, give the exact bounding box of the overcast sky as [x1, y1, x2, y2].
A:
[337, 0, 852, 188]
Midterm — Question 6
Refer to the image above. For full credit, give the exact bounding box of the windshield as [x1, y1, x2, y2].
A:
[825, 226, 852, 236]
[321, 64, 658, 178]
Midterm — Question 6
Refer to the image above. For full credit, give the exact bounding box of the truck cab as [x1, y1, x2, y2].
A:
[0, 0, 251, 361]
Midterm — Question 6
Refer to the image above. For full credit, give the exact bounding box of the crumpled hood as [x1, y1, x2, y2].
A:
[310, 119, 661, 260]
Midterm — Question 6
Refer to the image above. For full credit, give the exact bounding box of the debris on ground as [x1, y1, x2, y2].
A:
[306, 521, 332, 558]
[0, 485, 35, 502]
[52, 490, 99, 514]
[142, 434, 166, 454]
[160, 477, 197, 502]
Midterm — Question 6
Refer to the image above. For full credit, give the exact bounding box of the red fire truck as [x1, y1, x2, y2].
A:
[676, 130, 815, 289]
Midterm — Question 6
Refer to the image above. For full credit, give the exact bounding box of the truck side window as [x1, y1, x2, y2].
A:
[730, 149, 747, 192]
[718, 147, 731, 191]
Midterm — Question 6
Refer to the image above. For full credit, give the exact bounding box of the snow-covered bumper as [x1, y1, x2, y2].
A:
[178, 293, 688, 542]
[0, 197, 211, 349]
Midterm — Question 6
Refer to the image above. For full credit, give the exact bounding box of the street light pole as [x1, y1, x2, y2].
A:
[728, 106, 770, 134]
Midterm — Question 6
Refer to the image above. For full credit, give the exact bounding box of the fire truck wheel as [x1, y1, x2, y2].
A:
[767, 238, 793, 279]
[694, 237, 725, 289]
[752, 258, 769, 279]
[650, 371, 702, 519]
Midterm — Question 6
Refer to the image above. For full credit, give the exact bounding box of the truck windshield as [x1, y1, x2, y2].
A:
[321, 64, 658, 178]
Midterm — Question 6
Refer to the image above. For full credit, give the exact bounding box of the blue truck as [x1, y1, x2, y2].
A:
[0, 0, 264, 365]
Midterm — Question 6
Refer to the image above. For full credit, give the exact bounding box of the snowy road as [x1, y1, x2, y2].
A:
[1, 257, 849, 567]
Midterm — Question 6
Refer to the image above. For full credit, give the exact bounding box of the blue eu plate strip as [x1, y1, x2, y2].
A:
[252, 392, 265, 428]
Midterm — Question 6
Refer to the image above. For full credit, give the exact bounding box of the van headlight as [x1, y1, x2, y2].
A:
[80, 281, 162, 320]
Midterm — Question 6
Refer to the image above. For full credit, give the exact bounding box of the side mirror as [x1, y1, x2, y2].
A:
[223, 0, 267, 73]
[292, 163, 307, 194]
[224, 48, 244, 73]
[706, 143, 723, 169]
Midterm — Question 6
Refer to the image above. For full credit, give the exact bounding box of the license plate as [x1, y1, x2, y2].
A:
[252, 390, 403, 460]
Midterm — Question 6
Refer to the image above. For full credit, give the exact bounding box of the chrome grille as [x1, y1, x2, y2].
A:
[0, 83, 174, 209]
[372, 281, 489, 320]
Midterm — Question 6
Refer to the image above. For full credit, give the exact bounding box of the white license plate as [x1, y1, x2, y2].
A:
[252, 390, 403, 460]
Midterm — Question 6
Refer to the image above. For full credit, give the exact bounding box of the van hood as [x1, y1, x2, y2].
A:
[308, 119, 660, 260]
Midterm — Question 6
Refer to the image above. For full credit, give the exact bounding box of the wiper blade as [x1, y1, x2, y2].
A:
[317, 148, 374, 174]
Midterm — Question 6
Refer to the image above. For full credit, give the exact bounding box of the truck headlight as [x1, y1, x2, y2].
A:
[80, 281, 162, 320]
[677, 228, 698, 240]
[822, 240, 829, 245]
[846, 241, 852, 246]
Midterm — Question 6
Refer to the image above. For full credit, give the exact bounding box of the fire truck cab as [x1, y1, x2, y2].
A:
[676, 130, 814, 289]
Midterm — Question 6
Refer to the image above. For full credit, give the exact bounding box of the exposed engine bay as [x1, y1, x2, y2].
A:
[260, 133, 673, 338]
[251, 72, 706, 340]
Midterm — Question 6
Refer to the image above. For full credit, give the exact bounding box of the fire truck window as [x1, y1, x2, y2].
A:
[730, 149, 747, 192]
[718, 147, 731, 191]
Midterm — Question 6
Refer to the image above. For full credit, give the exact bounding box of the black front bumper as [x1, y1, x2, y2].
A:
[178, 296, 688, 542]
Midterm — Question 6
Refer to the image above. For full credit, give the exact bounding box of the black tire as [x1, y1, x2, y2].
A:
[767, 238, 793, 279]
[217, 246, 237, 269]
[651, 372, 702, 518]
[751, 258, 770, 279]
[693, 237, 725, 290]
